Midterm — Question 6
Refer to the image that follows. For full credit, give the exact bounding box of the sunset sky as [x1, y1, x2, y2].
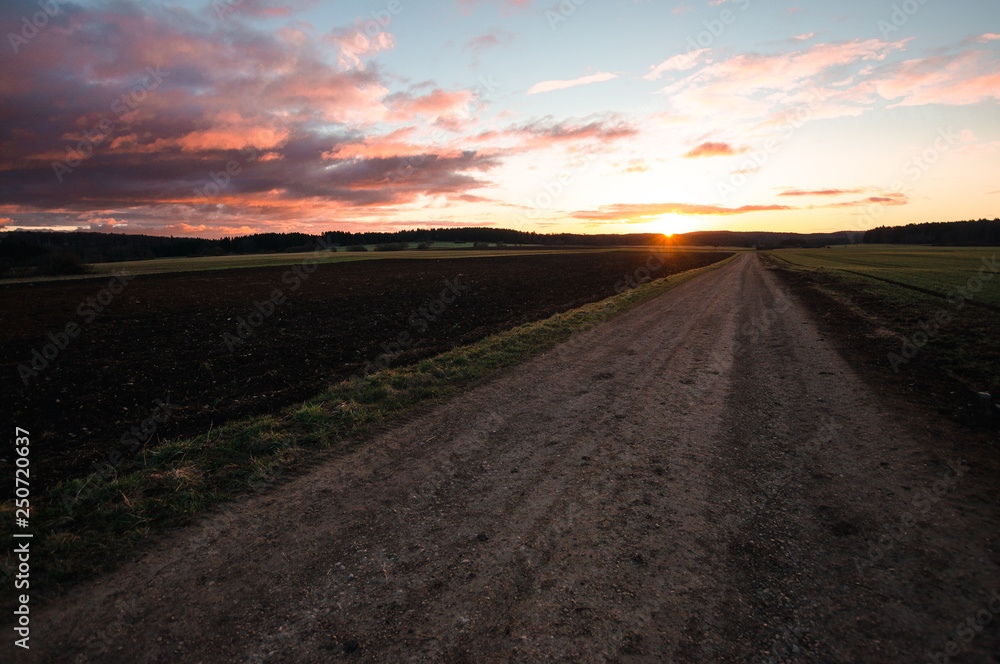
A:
[1, 0, 998, 238]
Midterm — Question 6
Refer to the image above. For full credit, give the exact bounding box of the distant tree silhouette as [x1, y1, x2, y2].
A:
[863, 219, 1000, 245]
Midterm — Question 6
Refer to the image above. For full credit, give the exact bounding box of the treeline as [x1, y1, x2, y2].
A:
[863, 219, 1000, 245]
[675, 230, 853, 249]
[0, 228, 668, 277]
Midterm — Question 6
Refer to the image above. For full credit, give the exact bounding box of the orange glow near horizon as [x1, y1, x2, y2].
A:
[652, 214, 701, 237]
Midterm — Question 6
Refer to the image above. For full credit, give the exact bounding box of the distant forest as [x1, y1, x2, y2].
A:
[0, 228, 666, 276]
[862, 218, 1000, 245]
[0, 218, 997, 277]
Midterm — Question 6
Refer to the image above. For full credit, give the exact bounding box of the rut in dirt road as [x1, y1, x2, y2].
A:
[25, 253, 1000, 663]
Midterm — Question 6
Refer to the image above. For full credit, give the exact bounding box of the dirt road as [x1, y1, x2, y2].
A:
[24, 254, 1000, 662]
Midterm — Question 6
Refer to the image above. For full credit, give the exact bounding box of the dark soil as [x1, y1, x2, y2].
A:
[0, 250, 730, 491]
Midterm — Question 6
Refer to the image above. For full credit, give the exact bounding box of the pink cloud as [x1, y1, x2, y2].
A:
[814, 193, 908, 209]
[658, 38, 923, 126]
[778, 188, 867, 197]
[683, 141, 747, 158]
[151, 113, 292, 153]
[385, 89, 475, 129]
[870, 50, 1000, 107]
[389, 89, 472, 116]
[571, 202, 794, 221]
[324, 128, 436, 160]
[660, 38, 909, 117]
[257, 70, 390, 123]
[477, 116, 638, 152]
[325, 28, 395, 70]
[731, 39, 903, 88]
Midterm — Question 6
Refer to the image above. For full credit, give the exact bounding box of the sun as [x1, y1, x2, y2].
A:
[651, 213, 698, 237]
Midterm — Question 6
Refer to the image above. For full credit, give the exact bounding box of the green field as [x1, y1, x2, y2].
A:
[765, 244, 1000, 404]
[770, 245, 1000, 308]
